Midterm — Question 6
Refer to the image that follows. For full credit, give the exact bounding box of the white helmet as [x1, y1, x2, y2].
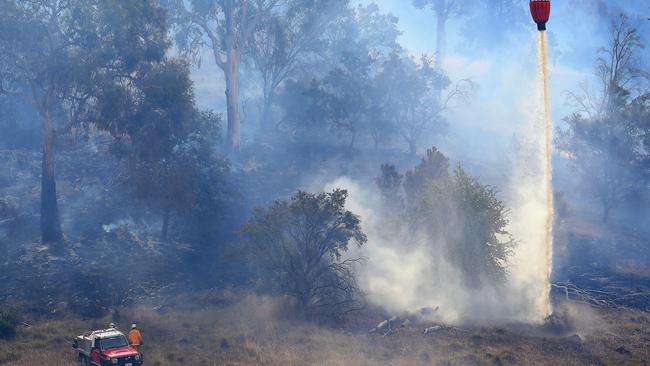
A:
[109, 322, 115, 329]
[131, 323, 137, 329]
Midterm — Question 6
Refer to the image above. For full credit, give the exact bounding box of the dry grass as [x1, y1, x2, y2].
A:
[0, 294, 649, 365]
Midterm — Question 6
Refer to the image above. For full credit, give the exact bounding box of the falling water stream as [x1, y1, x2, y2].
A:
[540, 31, 554, 317]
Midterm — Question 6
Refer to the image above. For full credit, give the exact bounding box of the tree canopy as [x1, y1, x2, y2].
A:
[557, 15, 648, 223]
[378, 147, 515, 287]
[238, 189, 367, 318]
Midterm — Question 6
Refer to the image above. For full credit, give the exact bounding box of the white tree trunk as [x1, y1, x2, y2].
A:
[225, 48, 241, 151]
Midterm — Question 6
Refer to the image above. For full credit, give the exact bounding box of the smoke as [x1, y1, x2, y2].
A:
[322, 176, 535, 324]
[318, 33, 557, 323]
[102, 218, 137, 234]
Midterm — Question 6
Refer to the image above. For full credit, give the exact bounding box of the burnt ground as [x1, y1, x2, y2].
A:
[552, 217, 650, 312]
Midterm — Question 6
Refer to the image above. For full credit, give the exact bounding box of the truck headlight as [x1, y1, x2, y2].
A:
[111, 358, 118, 364]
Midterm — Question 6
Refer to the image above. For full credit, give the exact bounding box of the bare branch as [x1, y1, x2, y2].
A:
[441, 78, 475, 111]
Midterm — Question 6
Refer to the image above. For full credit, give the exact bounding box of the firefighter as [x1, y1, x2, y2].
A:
[128, 323, 143, 350]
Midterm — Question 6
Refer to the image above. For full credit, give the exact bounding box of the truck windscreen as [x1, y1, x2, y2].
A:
[99, 336, 129, 350]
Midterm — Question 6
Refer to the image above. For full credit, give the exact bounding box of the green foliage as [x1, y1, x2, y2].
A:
[377, 54, 450, 155]
[404, 147, 450, 199]
[420, 167, 514, 286]
[118, 64, 232, 243]
[164, 0, 277, 61]
[556, 112, 642, 223]
[317, 50, 378, 151]
[376, 164, 403, 208]
[0, 0, 233, 253]
[279, 52, 449, 154]
[267, 2, 468, 155]
[69, 42, 235, 244]
[164, 0, 282, 149]
[378, 147, 515, 287]
[275, 4, 407, 150]
[0, 0, 172, 243]
[248, 0, 348, 127]
[0, 0, 170, 119]
[238, 189, 367, 318]
[557, 15, 647, 223]
[98, 60, 195, 146]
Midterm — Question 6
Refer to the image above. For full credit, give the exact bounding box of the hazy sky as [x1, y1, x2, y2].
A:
[346, 1, 649, 170]
[189, 1, 649, 171]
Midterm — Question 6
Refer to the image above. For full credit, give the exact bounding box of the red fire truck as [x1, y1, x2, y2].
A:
[72, 327, 143, 366]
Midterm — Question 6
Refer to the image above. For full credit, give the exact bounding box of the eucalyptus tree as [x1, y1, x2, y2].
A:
[411, 0, 467, 67]
[248, 0, 346, 128]
[376, 54, 449, 155]
[276, 4, 402, 151]
[557, 14, 646, 223]
[0, 0, 168, 245]
[164, 0, 280, 151]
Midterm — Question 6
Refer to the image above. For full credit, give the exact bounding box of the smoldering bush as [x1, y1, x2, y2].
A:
[419, 167, 515, 286]
[379, 147, 515, 287]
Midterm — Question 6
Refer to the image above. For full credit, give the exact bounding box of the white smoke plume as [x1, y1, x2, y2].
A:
[321, 36, 555, 323]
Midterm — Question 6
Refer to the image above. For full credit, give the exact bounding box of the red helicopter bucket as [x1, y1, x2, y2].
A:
[530, 0, 551, 31]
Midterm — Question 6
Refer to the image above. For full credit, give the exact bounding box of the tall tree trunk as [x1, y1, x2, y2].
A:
[260, 90, 273, 129]
[40, 106, 63, 245]
[225, 48, 241, 151]
[161, 208, 170, 242]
